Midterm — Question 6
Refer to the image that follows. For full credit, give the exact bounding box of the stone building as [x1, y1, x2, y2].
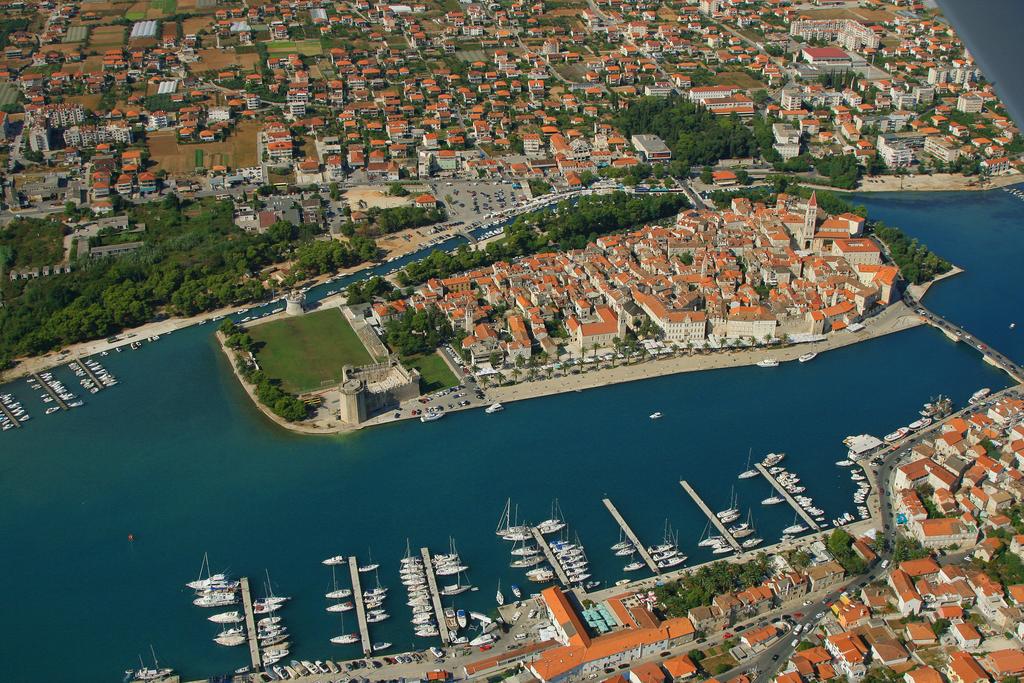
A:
[339, 358, 421, 425]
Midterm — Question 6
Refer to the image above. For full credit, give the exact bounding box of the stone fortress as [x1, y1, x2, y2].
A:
[339, 357, 421, 425]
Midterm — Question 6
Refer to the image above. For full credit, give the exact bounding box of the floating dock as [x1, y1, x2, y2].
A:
[678, 481, 741, 552]
[32, 373, 68, 410]
[530, 528, 571, 586]
[601, 498, 659, 574]
[239, 576, 261, 672]
[0, 401, 22, 428]
[420, 547, 452, 645]
[754, 465, 820, 532]
[347, 557, 372, 656]
[74, 359, 105, 390]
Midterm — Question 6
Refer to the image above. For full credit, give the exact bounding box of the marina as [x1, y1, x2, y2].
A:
[346, 557, 372, 656]
[529, 527, 572, 587]
[419, 548, 452, 645]
[0, 397, 22, 428]
[678, 481, 741, 552]
[32, 372, 68, 410]
[754, 464, 821, 532]
[239, 577, 261, 673]
[601, 498, 659, 574]
[73, 358, 106, 391]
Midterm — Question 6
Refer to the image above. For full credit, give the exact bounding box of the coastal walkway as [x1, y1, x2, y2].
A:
[347, 557, 372, 656]
[678, 481, 741, 552]
[74, 358, 105, 391]
[33, 372, 68, 410]
[0, 401, 21, 427]
[601, 498, 659, 574]
[754, 465, 820, 532]
[420, 548, 452, 645]
[239, 576, 261, 672]
[530, 528, 571, 586]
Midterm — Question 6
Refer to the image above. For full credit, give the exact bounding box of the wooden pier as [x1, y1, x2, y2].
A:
[239, 576, 261, 672]
[754, 465, 820, 532]
[32, 372, 68, 410]
[0, 400, 22, 428]
[74, 358, 105, 391]
[601, 498, 659, 574]
[678, 481, 741, 552]
[347, 557, 372, 656]
[530, 528, 571, 586]
[420, 547, 452, 645]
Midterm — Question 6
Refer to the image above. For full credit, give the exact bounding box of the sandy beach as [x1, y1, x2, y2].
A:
[853, 172, 1020, 193]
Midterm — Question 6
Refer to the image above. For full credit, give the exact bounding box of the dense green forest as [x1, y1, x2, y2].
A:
[870, 222, 952, 285]
[654, 555, 771, 617]
[0, 198, 376, 369]
[612, 95, 759, 175]
[0, 217, 65, 269]
[396, 192, 688, 286]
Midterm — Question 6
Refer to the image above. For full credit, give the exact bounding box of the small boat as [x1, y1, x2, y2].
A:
[485, 403, 504, 414]
[783, 523, 807, 535]
[326, 602, 354, 612]
[495, 581, 505, 606]
[208, 611, 243, 624]
[762, 495, 784, 505]
[623, 560, 644, 572]
[322, 555, 346, 566]
[372, 642, 392, 652]
[835, 460, 853, 467]
[798, 352, 817, 363]
[510, 584, 522, 599]
[420, 411, 445, 422]
[456, 609, 468, 629]
[737, 448, 758, 479]
[969, 387, 991, 404]
[325, 589, 352, 599]
[649, 412, 663, 420]
[756, 358, 779, 368]
[126, 647, 173, 682]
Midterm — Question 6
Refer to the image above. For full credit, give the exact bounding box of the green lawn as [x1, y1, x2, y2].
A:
[151, 0, 176, 13]
[249, 309, 373, 393]
[265, 39, 323, 56]
[404, 353, 459, 393]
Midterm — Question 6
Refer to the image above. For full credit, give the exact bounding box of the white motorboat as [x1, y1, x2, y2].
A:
[884, 427, 910, 443]
[756, 358, 779, 368]
[214, 633, 246, 647]
[761, 495, 784, 505]
[485, 403, 504, 414]
[798, 352, 817, 362]
[330, 634, 359, 645]
[420, 411, 445, 422]
[969, 387, 991, 404]
[322, 555, 346, 566]
[649, 412, 663, 419]
[835, 460, 853, 466]
[783, 523, 807, 535]
[761, 452, 785, 467]
[623, 561, 645, 572]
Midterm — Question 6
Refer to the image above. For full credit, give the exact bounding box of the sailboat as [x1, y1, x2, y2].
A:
[730, 510, 755, 539]
[717, 487, 740, 523]
[536, 499, 566, 535]
[358, 548, 379, 573]
[782, 513, 807, 535]
[186, 552, 227, 591]
[697, 521, 723, 548]
[496, 499, 532, 541]
[495, 580, 505, 606]
[737, 449, 759, 479]
[125, 646, 174, 682]
[329, 610, 359, 645]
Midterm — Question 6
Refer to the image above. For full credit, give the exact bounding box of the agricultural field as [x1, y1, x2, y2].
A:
[63, 25, 89, 43]
[265, 39, 323, 56]
[150, 0, 175, 14]
[249, 309, 374, 393]
[801, 7, 897, 22]
[89, 25, 127, 48]
[147, 120, 260, 174]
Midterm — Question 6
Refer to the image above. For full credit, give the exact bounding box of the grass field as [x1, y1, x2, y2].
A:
[148, 120, 259, 174]
[404, 353, 458, 393]
[712, 70, 765, 90]
[266, 39, 323, 56]
[151, 0, 175, 13]
[250, 310, 373, 393]
[0, 83, 21, 108]
[124, 10, 145, 18]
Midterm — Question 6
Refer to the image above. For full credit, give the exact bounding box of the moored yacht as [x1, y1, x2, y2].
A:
[798, 352, 817, 363]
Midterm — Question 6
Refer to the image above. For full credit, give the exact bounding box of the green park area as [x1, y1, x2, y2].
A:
[404, 353, 458, 393]
[249, 309, 373, 393]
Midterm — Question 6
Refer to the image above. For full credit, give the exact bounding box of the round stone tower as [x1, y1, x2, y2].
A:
[285, 290, 306, 316]
[339, 366, 366, 425]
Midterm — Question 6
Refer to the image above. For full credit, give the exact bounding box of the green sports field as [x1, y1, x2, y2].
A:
[404, 353, 458, 393]
[249, 309, 373, 393]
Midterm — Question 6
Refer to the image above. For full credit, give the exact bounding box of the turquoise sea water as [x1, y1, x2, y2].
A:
[0, 190, 1020, 682]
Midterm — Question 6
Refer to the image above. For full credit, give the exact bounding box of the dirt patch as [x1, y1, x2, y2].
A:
[148, 119, 261, 175]
[66, 94, 103, 109]
[181, 16, 211, 34]
[191, 48, 259, 72]
[343, 186, 417, 212]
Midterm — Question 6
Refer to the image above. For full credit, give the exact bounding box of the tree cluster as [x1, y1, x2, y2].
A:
[384, 306, 456, 357]
[827, 529, 867, 575]
[870, 222, 952, 284]
[292, 235, 380, 276]
[654, 554, 771, 617]
[396, 192, 688, 287]
[344, 275, 394, 305]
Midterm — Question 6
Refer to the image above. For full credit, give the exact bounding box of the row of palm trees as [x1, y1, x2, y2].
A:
[470, 331, 796, 388]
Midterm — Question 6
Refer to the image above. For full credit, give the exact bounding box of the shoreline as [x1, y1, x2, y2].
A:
[801, 172, 1021, 194]
[488, 303, 923, 406]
